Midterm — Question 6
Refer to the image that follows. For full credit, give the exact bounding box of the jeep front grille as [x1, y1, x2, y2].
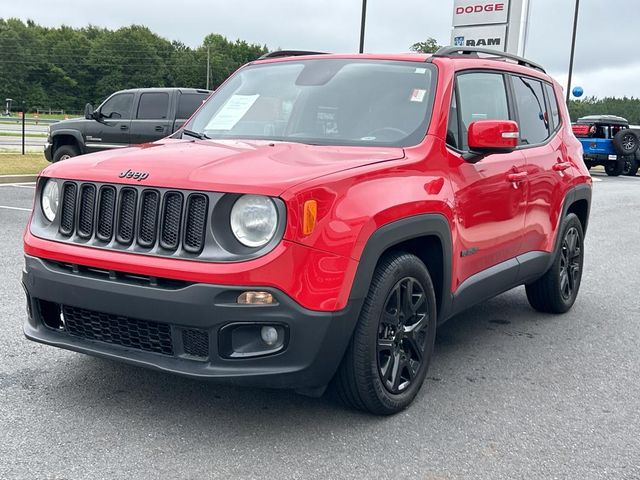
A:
[57, 182, 208, 255]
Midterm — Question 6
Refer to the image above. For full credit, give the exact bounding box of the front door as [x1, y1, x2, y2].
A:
[446, 71, 528, 289]
[86, 92, 134, 152]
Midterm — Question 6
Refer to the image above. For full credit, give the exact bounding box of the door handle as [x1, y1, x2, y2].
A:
[507, 171, 528, 182]
[120, 125, 128, 130]
[553, 161, 571, 171]
[154, 126, 164, 132]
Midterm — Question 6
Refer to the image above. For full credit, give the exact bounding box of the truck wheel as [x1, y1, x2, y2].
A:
[612, 129, 638, 156]
[333, 252, 437, 415]
[52, 144, 79, 162]
[526, 213, 584, 314]
[623, 156, 639, 176]
[604, 158, 624, 176]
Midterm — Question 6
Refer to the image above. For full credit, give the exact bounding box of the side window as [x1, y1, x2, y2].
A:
[177, 93, 207, 119]
[100, 93, 134, 120]
[512, 76, 550, 145]
[137, 92, 170, 120]
[456, 73, 510, 150]
[543, 83, 561, 132]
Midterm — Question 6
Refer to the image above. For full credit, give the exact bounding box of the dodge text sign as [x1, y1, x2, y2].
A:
[453, 0, 510, 27]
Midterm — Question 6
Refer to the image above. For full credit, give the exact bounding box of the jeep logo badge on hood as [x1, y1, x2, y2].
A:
[119, 169, 149, 181]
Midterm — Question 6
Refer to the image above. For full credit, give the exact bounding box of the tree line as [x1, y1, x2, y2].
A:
[2, 22, 640, 123]
[0, 19, 267, 113]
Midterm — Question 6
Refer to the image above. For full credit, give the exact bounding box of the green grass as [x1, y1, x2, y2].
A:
[0, 153, 49, 175]
[0, 131, 47, 138]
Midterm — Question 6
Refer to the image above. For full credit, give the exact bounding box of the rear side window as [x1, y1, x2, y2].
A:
[177, 93, 207, 119]
[455, 72, 510, 150]
[512, 76, 550, 145]
[137, 92, 170, 120]
[544, 83, 561, 131]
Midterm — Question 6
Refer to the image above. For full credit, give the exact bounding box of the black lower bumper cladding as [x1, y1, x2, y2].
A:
[22, 255, 359, 390]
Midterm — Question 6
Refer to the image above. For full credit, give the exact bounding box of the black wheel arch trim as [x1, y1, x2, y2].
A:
[51, 129, 86, 154]
[347, 214, 454, 325]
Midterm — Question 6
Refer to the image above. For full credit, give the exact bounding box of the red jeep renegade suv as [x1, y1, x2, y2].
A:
[23, 47, 592, 415]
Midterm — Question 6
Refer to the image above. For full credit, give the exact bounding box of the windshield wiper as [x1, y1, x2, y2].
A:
[181, 129, 210, 140]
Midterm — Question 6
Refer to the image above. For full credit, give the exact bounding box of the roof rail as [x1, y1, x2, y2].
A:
[258, 50, 328, 60]
[430, 46, 546, 73]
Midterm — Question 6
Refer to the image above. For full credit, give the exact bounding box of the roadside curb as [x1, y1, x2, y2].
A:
[0, 174, 38, 184]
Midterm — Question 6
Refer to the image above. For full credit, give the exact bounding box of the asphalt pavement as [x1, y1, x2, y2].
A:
[1, 173, 639, 479]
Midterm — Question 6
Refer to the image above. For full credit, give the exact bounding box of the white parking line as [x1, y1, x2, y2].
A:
[0, 183, 36, 188]
[0, 205, 31, 212]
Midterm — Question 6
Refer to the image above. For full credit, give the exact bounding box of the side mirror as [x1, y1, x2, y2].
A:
[84, 103, 94, 120]
[465, 120, 519, 162]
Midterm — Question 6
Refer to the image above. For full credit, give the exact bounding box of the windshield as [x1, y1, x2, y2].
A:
[186, 59, 437, 147]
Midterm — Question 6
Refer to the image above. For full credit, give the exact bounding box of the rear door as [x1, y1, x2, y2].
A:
[446, 71, 528, 288]
[173, 91, 209, 132]
[129, 91, 171, 144]
[511, 76, 571, 253]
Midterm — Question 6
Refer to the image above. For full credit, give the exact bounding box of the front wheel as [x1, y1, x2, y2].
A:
[333, 252, 437, 415]
[52, 144, 79, 162]
[526, 213, 584, 313]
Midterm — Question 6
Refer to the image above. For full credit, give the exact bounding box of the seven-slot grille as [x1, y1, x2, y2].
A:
[58, 182, 208, 254]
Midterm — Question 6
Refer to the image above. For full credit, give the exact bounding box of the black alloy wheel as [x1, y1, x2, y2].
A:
[559, 226, 581, 302]
[377, 277, 429, 394]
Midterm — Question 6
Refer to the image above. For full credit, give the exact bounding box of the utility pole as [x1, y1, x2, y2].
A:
[206, 46, 210, 90]
[359, 0, 367, 54]
[566, 0, 580, 103]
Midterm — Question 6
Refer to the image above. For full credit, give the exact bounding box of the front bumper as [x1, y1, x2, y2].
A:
[44, 142, 52, 162]
[22, 255, 359, 390]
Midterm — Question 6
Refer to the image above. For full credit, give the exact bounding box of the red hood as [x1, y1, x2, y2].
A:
[42, 139, 405, 196]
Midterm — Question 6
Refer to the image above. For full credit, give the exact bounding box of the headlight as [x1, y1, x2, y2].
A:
[230, 195, 278, 247]
[41, 179, 59, 222]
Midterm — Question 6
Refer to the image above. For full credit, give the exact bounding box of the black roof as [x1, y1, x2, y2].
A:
[117, 87, 211, 94]
[576, 115, 629, 126]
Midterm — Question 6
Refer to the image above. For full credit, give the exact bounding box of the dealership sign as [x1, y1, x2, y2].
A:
[452, 24, 507, 48]
[450, 0, 529, 55]
[452, 1, 509, 27]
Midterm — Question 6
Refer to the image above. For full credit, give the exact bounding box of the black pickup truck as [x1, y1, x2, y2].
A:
[45, 87, 211, 162]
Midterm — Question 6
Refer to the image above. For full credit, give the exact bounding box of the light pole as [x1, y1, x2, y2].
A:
[359, 0, 367, 54]
[566, 0, 580, 103]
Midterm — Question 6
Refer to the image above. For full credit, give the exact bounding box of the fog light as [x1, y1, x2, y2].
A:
[237, 291, 274, 305]
[261, 326, 279, 346]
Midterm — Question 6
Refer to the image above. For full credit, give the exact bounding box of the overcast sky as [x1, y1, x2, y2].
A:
[2, 0, 639, 98]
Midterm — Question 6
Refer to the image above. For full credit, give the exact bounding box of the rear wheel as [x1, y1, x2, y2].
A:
[623, 156, 639, 176]
[526, 213, 584, 314]
[52, 144, 79, 162]
[604, 158, 624, 176]
[333, 252, 437, 415]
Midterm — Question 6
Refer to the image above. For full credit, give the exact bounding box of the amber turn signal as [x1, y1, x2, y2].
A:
[303, 200, 317, 236]
[237, 291, 275, 305]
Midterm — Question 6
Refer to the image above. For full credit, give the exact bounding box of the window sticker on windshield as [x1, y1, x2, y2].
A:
[414, 68, 427, 74]
[205, 94, 259, 130]
[410, 89, 426, 102]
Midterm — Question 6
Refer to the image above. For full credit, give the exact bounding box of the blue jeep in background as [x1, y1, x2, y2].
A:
[572, 115, 640, 176]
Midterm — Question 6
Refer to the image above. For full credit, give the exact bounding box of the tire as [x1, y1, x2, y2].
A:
[583, 159, 592, 170]
[623, 156, 639, 176]
[525, 213, 584, 314]
[612, 129, 638, 156]
[333, 252, 437, 415]
[52, 144, 79, 162]
[604, 158, 624, 176]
